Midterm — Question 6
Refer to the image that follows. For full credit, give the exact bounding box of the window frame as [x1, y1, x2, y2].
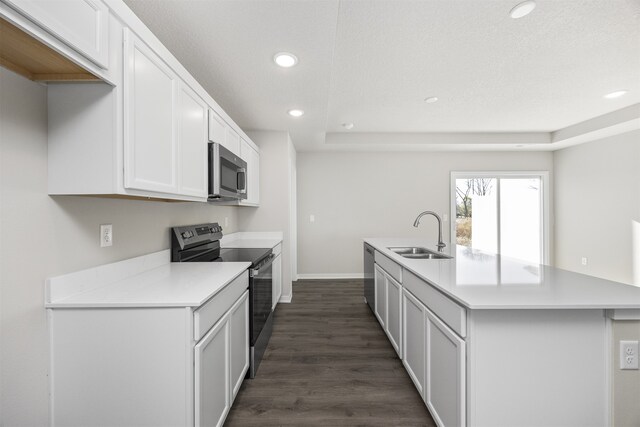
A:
[450, 171, 550, 265]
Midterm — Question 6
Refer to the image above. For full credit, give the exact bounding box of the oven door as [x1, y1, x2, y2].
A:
[249, 254, 274, 345]
[208, 143, 247, 200]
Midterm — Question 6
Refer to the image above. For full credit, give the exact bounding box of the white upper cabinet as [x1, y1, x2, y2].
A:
[5, 0, 109, 69]
[124, 29, 179, 194]
[208, 108, 227, 146]
[18, 1, 260, 203]
[178, 82, 208, 198]
[239, 139, 260, 206]
[225, 127, 241, 157]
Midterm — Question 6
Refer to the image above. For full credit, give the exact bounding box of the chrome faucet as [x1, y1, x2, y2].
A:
[413, 211, 446, 250]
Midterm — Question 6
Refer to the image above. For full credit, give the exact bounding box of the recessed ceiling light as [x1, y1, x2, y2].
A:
[424, 96, 439, 104]
[288, 109, 304, 117]
[342, 123, 354, 130]
[603, 90, 628, 99]
[510, 1, 536, 19]
[274, 52, 298, 68]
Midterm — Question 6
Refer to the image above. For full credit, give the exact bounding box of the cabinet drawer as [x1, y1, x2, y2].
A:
[374, 251, 402, 283]
[194, 270, 248, 340]
[403, 270, 466, 338]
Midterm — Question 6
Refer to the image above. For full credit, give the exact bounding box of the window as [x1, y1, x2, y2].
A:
[451, 172, 549, 265]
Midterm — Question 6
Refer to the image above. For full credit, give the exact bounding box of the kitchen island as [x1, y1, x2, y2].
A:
[364, 238, 640, 427]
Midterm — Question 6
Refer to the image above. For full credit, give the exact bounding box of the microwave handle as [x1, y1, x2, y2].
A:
[237, 168, 247, 194]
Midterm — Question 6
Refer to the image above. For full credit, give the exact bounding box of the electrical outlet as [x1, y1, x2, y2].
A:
[310, 214, 315, 223]
[443, 213, 448, 222]
[620, 340, 639, 370]
[581, 257, 588, 266]
[224, 217, 229, 227]
[100, 224, 113, 247]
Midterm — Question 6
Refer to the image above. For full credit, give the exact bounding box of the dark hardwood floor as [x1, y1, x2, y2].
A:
[225, 279, 436, 427]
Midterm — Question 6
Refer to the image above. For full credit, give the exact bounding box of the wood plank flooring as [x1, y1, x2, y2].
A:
[225, 279, 436, 427]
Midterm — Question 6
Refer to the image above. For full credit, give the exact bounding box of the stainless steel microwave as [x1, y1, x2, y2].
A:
[208, 143, 247, 201]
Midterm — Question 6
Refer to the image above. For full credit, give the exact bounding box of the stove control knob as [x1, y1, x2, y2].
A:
[182, 231, 190, 239]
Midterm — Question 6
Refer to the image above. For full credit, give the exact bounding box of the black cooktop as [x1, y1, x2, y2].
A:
[219, 247, 271, 267]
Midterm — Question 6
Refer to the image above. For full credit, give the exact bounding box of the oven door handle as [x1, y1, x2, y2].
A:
[251, 253, 275, 276]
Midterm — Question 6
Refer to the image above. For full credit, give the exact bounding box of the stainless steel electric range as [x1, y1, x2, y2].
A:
[170, 223, 274, 378]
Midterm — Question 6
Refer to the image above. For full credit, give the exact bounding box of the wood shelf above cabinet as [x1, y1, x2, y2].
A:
[0, 17, 99, 82]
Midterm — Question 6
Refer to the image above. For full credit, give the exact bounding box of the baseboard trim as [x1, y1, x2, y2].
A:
[296, 273, 364, 280]
[279, 294, 292, 303]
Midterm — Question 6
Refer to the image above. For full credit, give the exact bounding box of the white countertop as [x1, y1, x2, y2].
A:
[365, 238, 640, 310]
[221, 231, 283, 249]
[46, 250, 250, 308]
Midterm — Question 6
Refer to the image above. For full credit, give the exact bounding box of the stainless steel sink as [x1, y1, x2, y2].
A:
[388, 247, 453, 260]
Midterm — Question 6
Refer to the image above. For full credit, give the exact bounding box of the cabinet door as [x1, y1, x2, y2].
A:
[402, 290, 426, 397]
[194, 315, 230, 427]
[229, 291, 249, 400]
[374, 265, 386, 328]
[178, 82, 207, 198]
[272, 254, 282, 309]
[225, 127, 240, 156]
[123, 29, 178, 194]
[5, 0, 109, 68]
[208, 108, 226, 145]
[385, 275, 402, 358]
[426, 310, 466, 427]
[240, 140, 260, 205]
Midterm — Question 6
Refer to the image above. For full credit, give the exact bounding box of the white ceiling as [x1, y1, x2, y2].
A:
[124, 0, 640, 151]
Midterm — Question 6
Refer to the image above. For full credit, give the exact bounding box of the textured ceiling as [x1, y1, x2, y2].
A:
[124, 0, 640, 150]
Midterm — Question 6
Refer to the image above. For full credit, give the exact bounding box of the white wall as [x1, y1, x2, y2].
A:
[553, 130, 640, 426]
[297, 150, 553, 276]
[554, 130, 640, 285]
[0, 69, 240, 425]
[238, 131, 297, 300]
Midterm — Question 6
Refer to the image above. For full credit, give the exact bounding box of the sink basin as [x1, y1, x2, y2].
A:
[388, 247, 453, 260]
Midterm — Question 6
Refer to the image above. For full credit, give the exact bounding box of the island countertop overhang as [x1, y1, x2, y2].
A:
[364, 237, 640, 311]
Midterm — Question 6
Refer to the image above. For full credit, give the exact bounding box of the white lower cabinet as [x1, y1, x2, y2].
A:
[272, 252, 282, 309]
[385, 274, 402, 357]
[402, 289, 426, 397]
[375, 261, 466, 427]
[374, 264, 387, 328]
[375, 263, 402, 358]
[195, 311, 230, 427]
[49, 276, 250, 427]
[229, 290, 250, 399]
[196, 289, 249, 427]
[425, 309, 466, 427]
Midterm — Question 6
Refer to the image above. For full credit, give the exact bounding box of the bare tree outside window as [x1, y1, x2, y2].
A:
[455, 178, 494, 246]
